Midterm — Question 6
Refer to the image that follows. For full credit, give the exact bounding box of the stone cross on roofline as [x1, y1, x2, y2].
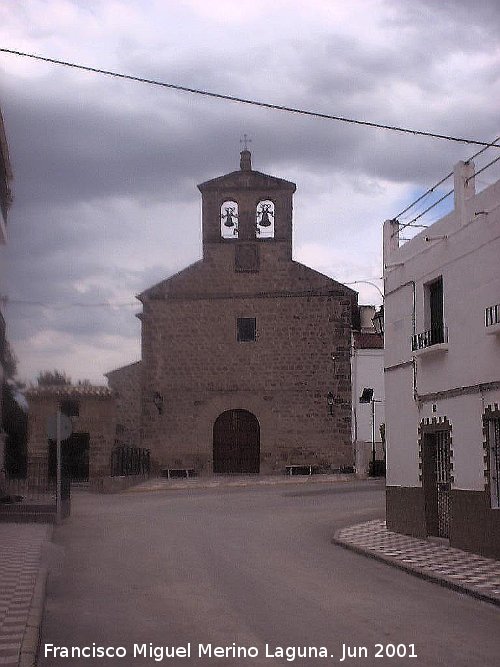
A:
[240, 133, 252, 151]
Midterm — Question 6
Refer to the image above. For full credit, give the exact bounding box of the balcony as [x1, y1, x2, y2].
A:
[485, 304, 500, 335]
[411, 325, 448, 355]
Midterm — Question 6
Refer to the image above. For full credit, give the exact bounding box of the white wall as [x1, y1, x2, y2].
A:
[384, 163, 500, 490]
[352, 349, 385, 442]
[351, 341, 385, 474]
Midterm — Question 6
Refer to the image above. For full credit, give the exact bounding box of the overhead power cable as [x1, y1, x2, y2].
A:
[466, 153, 500, 184]
[392, 135, 500, 236]
[402, 189, 454, 229]
[2, 296, 137, 309]
[1, 47, 499, 150]
[395, 136, 500, 222]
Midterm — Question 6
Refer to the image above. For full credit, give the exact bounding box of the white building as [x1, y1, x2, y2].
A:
[383, 161, 500, 559]
[351, 305, 384, 476]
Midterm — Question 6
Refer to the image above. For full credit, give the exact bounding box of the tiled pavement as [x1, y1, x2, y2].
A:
[0, 524, 51, 667]
[334, 519, 500, 606]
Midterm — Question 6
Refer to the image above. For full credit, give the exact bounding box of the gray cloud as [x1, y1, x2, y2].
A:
[1, 0, 499, 382]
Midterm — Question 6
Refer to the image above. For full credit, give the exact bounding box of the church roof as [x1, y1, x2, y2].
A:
[198, 169, 296, 192]
[197, 150, 296, 192]
[138, 259, 357, 301]
[105, 360, 141, 378]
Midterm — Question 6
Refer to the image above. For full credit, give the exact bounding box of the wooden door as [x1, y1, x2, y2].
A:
[213, 410, 260, 473]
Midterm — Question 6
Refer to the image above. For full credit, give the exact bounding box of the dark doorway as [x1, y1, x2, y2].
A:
[213, 410, 260, 473]
[429, 277, 444, 343]
[49, 432, 90, 481]
[422, 429, 451, 538]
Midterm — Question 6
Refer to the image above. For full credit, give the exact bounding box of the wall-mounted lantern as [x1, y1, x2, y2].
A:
[327, 391, 334, 416]
[153, 392, 164, 415]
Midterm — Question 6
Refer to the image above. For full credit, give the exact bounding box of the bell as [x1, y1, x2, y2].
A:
[259, 209, 271, 227]
[223, 208, 235, 227]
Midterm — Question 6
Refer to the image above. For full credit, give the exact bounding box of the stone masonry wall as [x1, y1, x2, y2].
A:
[106, 362, 142, 448]
[138, 154, 356, 474]
[141, 265, 353, 473]
[27, 390, 116, 479]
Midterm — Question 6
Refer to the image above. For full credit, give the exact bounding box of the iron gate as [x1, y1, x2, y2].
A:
[423, 428, 451, 539]
[435, 430, 451, 538]
[488, 418, 500, 507]
[111, 446, 151, 476]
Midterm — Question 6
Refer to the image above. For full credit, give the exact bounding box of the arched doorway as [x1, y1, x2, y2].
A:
[213, 410, 260, 473]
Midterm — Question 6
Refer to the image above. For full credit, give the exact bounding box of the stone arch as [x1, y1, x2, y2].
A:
[213, 409, 260, 473]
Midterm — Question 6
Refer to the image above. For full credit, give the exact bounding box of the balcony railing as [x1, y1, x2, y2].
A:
[485, 304, 500, 328]
[411, 325, 448, 352]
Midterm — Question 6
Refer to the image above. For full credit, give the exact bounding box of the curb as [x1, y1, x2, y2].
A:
[19, 567, 48, 667]
[332, 533, 500, 609]
[19, 525, 54, 667]
[124, 475, 384, 494]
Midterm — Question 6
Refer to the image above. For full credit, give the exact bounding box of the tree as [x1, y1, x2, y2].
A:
[2, 340, 18, 382]
[2, 382, 28, 477]
[36, 370, 72, 386]
[1, 342, 27, 477]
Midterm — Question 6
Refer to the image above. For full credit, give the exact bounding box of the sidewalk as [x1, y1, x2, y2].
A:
[334, 519, 500, 607]
[0, 524, 52, 667]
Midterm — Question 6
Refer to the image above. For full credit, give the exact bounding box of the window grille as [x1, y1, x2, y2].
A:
[485, 304, 500, 327]
[488, 418, 500, 508]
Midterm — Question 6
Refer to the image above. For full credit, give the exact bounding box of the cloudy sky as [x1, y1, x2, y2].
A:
[1, 0, 499, 385]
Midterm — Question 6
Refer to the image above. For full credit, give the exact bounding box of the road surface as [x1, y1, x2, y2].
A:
[39, 480, 499, 666]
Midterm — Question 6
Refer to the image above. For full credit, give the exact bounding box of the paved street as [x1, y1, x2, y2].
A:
[40, 481, 499, 666]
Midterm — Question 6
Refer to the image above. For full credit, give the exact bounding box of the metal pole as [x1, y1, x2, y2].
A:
[371, 399, 376, 474]
[56, 409, 62, 523]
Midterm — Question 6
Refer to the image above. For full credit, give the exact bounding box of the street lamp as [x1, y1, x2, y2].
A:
[359, 387, 383, 476]
[153, 392, 164, 414]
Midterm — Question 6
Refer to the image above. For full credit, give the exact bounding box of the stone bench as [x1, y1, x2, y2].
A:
[285, 465, 319, 476]
[161, 468, 196, 479]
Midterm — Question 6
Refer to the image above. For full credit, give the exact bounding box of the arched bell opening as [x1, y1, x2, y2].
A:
[256, 200, 275, 238]
[221, 200, 239, 239]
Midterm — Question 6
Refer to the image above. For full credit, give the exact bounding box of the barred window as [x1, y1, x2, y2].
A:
[487, 417, 500, 508]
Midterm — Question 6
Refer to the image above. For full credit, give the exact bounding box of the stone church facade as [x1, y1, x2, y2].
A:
[113, 151, 357, 474]
[131, 150, 357, 474]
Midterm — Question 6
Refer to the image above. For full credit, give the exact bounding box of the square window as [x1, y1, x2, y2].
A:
[237, 317, 256, 342]
[60, 399, 79, 417]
